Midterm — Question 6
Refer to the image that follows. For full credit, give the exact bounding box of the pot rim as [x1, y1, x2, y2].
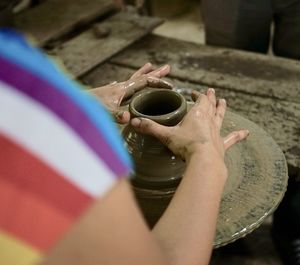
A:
[129, 89, 187, 125]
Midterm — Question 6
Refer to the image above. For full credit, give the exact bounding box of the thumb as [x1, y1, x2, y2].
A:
[130, 118, 170, 142]
[114, 110, 130, 124]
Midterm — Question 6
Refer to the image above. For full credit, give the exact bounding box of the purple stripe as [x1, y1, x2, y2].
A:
[0, 56, 128, 177]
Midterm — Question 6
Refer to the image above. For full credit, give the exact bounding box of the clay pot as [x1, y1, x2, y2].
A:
[122, 88, 187, 226]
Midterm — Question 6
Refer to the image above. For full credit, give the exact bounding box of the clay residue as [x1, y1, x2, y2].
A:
[179, 55, 300, 82]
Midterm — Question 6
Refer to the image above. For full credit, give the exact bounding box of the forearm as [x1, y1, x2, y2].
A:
[152, 152, 227, 265]
[41, 180, 170, 265]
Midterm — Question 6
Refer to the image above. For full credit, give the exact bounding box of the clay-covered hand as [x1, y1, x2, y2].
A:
[130, 89, 249, 166]
[90, 63, 173, 124]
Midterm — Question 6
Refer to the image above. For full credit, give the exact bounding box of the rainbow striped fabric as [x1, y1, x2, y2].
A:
[0, 29, 132, 265]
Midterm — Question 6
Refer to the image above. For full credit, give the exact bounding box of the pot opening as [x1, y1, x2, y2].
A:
[133, 91, 182, 116]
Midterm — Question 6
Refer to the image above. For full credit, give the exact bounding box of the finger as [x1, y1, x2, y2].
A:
[115, 110, 130, 124]
[131, 118, 171, 143]
[123, 76, 173, 99]
[123, 77, 148, 99]
[130, 63, 153, 79]
[223, 129, 250, 150]
[148, 64, 171, 78]
[206, 88, 216, 114]
[147, 76, 174, 89]
[192, 92, 210, 111]
[192, 91, 206, 104]
[191, 90, 201, 102]
[215, 99, 226, 130]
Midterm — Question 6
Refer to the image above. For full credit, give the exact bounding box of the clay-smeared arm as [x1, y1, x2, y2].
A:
[130, 89, 249, 265]
[89, 63, 173, 124]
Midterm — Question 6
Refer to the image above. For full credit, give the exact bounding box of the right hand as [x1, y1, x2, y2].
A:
[130, 89, 249, 166]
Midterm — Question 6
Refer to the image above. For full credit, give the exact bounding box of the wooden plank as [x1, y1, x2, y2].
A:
[15, 0, 116, 46]
[82, 63, 300, 170]
[82, 62, 133, 86]
[111, 34, 300, 104]
[53, 12, 162, 78]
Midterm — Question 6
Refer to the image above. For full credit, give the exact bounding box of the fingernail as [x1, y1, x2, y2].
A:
[147, 76, 159, 81]
[146, 62, 152, 67]
[245, 129, 250, 136]
[209, 88, 215, 93]
[221, 99, 226, 104]
[161, 65, 169, 71]
[131, 118, 141, 127]
[116, 111, 124, 119]
[163, 80, 174, 89]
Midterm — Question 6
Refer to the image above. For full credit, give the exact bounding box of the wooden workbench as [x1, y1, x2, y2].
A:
[83, 37, 300, 174]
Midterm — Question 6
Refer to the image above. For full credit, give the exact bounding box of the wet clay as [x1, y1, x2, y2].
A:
[122, 89, 187, 228]
[122, 89, 187, 189]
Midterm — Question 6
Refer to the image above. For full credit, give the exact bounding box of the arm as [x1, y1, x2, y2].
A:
[41, 159, 225, 265]
[131, 89, 249, 265]
[42, 86, 248, 265]
[41, 179, 169, 265]
[152, 153, 226, 265]
[153, 91, 227, 265]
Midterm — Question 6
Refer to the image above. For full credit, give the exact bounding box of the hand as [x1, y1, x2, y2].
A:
[90, 63, 173, 124]
[130, 88, 249, 168]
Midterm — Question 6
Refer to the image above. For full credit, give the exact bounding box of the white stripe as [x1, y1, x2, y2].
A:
[0, 81, 117, 197]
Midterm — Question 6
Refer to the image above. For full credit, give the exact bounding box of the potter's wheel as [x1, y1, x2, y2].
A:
[120, 102, 288, 248]
[213, 107, 287, 247]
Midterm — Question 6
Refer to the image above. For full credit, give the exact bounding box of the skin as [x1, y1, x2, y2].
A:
[132, 88, 249, 265]
[41, 63, 249, 265]
[90, 63, 173, 124]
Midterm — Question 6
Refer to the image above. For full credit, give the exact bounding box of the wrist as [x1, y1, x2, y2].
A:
[186, 150, 228, 182]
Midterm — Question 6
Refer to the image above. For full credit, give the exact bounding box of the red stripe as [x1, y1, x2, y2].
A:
[0, 133, 93, 218]
[0, 178, 72, 251]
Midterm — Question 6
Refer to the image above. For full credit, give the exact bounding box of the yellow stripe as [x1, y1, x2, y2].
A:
[0, 231, 42, 265]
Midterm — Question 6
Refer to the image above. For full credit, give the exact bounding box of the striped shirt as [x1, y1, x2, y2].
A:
[0, 29, 132, 265]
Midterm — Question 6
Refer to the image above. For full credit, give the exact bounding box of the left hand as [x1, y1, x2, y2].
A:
[90, 63, 174, 124]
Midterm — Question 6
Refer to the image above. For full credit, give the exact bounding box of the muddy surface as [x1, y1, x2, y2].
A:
[179, 55, 300, 82]
[111, 34, 300, 103]
[52, 12, 162, 77]
[83, 63, 300, 170]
